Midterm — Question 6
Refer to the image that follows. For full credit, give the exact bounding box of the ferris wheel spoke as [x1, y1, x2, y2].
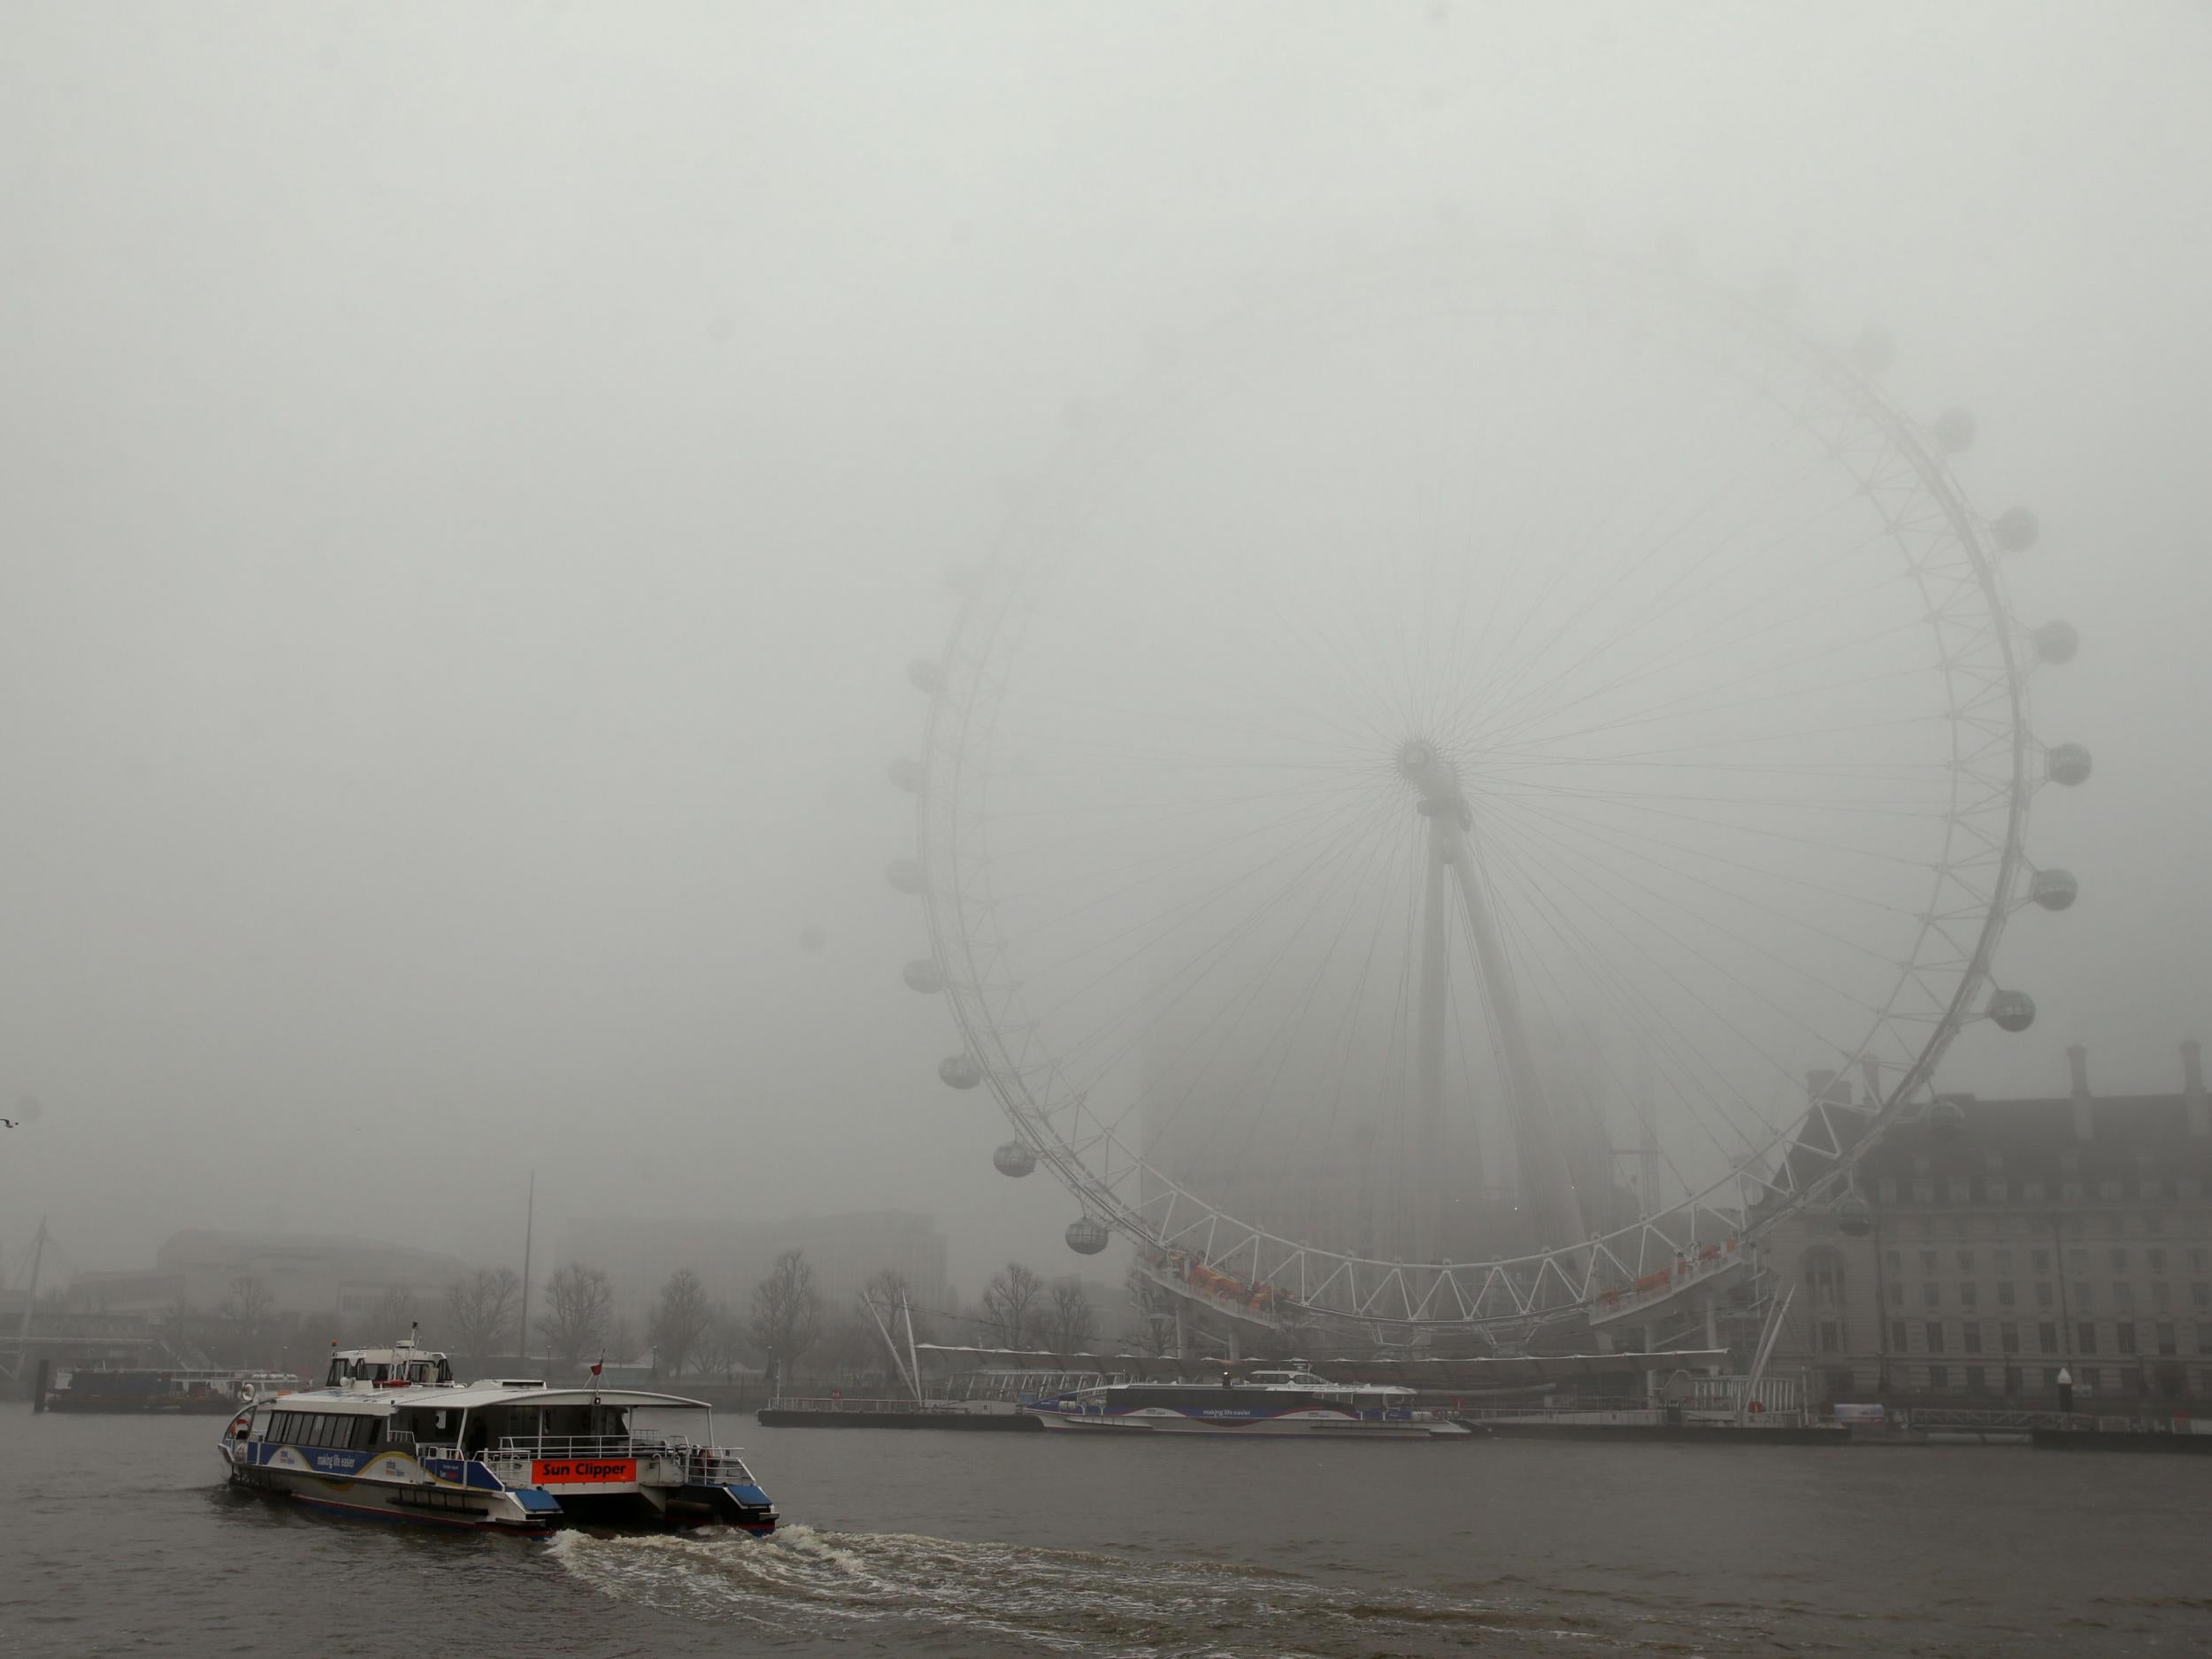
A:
[1455, 836, 1735, 1188]
[1479, 785, 1921, 976]
[1471, 816, 1813, 1148]
[1463, 472, 1878, 749]
[1474, 801, 1892, 1071]
[1053, 793, 1409, 1121]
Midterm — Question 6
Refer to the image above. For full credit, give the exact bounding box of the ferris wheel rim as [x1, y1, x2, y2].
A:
[909, 244, 2041, 1331]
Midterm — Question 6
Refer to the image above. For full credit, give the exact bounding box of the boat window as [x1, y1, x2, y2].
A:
[326, 1358, 347, 1387]
[271, 1410, 293, 1443]
[351, 1416, 381, 1451]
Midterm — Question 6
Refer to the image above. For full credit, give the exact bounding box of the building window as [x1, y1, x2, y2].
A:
[1986, 1179, 2008, 1202]
[1887, 1281, 1905, 1308]
[2193, 1283, 2210, 1312]
[2023, 1179, 2045, 1202]
[1925, 1321, 1946, 1354]
[2200, 1323, 2212, 1356]
[1947, 1177, 1971, 1203]
[2157, 1323, 2178, 1357]
[1957, 1248, 1977, 1273]
[2039, 1323, 2058, 1355]
[1890, 1320, 1909, 1353]
[1920, 1249, 1939, 1273]
[2078, 1323, 2099, 1355]
[1964, 1323, 1983, 1355]
[2149, 1248, 2168, 1277]
[2109, 1248, 2130, 1273]
[2193, 1248, 2212, 1276]
[1997, 1282, 2016, 1308]
[2062, 1181, 2084, 1203]
[1993, 1248, 2012, 1278]
[2153, 1283, 2170, 1314]
[2001, 1322, 2020, 1355]
[1802, 1247, 1846, 1306]
[2036, 1282, 2055, 1309]
[2115, 1284, 2137, 1315]
[2073, 1283, 2093, 1314]
[1914, 1180, 1937, 1203]
[1922, 1283, 1939, 1309]
[2032, 1248, 2052, 1273]
[1884, 1249, 1901, 1276]
[2119, 1325, 2139, 1357]
[1961, 1284, 1978, 1310]
[1817, 1319, 1841, 1354]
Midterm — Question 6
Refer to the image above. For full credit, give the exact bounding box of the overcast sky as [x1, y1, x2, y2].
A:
[3, 3, 2208, 1289]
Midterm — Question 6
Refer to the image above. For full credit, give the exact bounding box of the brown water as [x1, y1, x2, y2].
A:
[4, 1408, 2205, 1657]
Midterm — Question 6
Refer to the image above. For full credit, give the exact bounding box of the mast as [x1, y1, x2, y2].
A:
[518, 1170, 534, 1370]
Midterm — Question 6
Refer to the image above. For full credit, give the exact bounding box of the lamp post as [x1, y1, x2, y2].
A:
[2056, 1365, 2074, 1416]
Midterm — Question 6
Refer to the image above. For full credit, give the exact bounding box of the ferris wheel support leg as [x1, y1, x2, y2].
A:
[1415, 816, 1452, 1261]
[1440, 815, 1588, 1249]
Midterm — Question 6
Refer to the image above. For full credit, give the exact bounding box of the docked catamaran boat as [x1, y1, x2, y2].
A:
[1033, 1367, 1471, 1438]
[218, 1339, 776, 1534]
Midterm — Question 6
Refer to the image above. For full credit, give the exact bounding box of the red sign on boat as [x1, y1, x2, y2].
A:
[532, 1457, 637, 1484]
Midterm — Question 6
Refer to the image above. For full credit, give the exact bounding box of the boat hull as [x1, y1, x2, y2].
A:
[221, 1441, 775, 1535]
[1035, 1407, 1466, 1439]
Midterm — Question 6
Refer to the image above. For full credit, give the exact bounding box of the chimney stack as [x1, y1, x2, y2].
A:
[2068, 1043, 2093, 1141]
[2185, 1041, 2208, 1139]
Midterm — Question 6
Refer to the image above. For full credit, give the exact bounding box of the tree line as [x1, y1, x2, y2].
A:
[157, 1249, 1134, 1379]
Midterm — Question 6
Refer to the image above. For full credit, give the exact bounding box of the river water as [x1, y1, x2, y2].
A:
[4, 1409, 2205, 1657]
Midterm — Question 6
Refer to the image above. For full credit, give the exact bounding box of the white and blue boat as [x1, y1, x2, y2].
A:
[218, 1338, 776, 1533]
[1033, 1367, 1471, 1438]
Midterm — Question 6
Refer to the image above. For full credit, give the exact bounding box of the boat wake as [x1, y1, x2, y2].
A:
[548, 1525, 1653, 1657]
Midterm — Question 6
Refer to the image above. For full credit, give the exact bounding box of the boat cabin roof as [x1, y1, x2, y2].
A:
[268, 1382, 713, 1415]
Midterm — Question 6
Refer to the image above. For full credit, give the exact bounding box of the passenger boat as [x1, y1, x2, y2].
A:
[1034, 1367, 1471, 1438]
[217, 1338, 776, 1534]
[42, 1366, 301, 1414]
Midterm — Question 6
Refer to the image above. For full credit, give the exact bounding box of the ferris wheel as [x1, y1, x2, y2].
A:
[888, 245, 2084, 1338]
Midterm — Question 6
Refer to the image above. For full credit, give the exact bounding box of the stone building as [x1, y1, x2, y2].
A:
[1761, 1043, 2212, 1409]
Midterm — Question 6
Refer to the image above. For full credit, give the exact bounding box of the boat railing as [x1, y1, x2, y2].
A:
[414, 1435, 758, 1486]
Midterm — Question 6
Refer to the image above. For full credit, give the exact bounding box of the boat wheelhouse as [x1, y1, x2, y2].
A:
[1034, 1367, 1470, 1438]
[219, 1340, 775, 1533]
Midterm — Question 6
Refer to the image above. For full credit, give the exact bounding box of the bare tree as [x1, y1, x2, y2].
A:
[649, 1268, 715, 1379]
[218, 1274, 274, 1330]
[981, 1261, 1046, 1349]
[698, 1305, 757, 1384]
[748, 1248, 824, 1379]
[1122, 1264, 1180, 1356]
[1045, 1279, 1097, 1353]
[542, 1262, 615, 1365]
[446, 1266, 523, 1359]
[367, 1286, 418, 1340]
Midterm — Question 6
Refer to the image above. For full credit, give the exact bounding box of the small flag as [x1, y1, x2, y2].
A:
[590, 1356, 603, 1377]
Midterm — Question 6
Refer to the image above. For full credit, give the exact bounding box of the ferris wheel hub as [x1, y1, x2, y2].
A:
[1395, 738, 1462, 801]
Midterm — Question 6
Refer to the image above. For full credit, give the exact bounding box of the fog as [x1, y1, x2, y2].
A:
[3, 2, 2208, 1294]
